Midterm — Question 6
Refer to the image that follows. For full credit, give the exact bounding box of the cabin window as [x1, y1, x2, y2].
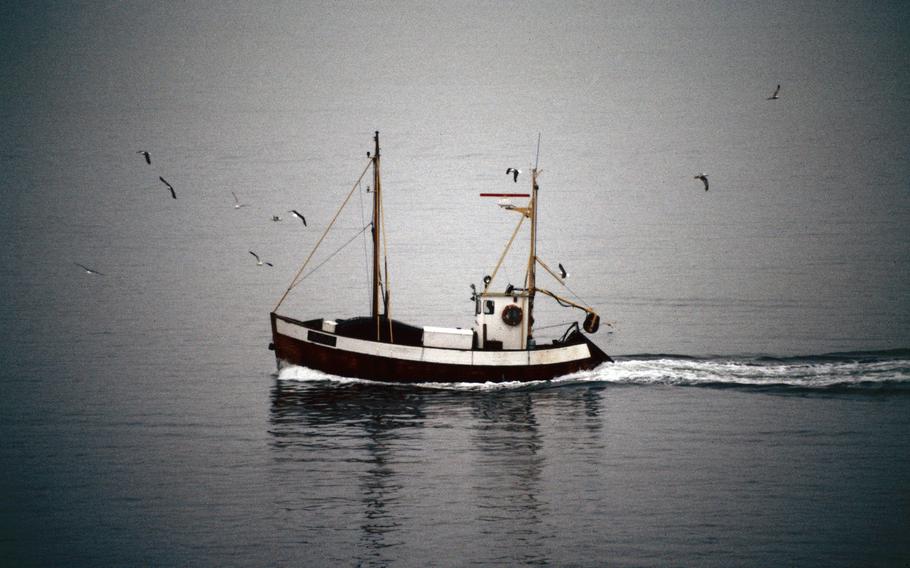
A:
[484, 300, 495, 315]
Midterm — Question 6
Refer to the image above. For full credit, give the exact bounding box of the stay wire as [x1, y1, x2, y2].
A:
[273, 158, 373, 311]
[298, 223, 372, 283]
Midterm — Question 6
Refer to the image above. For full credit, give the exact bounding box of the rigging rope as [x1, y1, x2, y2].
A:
[534, 321, 576, 331]
[536, 257, 593, 309]
[297, 223, 372, 283]
[357, 180, 370, 312]
[379, 184, 393, 342]
[273, 158, 373, 311]
[483, 214, 525, 295]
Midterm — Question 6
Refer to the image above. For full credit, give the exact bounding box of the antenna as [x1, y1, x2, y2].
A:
[534, 132, 541, 169]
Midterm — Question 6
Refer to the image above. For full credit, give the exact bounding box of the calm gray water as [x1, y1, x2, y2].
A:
[2, 1, 909, 566]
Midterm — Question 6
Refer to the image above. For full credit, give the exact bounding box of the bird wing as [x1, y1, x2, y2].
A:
[232, 191, 239, 204]
[702, 177, 709, 190]
[249, 251, 260, 261]
[292, 210, 307, 225]
[265, 262, 274, 267]
[159, 176, 172, 189]
[75, 262, 104, 275]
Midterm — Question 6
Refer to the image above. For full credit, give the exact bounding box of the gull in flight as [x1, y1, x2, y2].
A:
[558, 263, 568, 279]
[506, 168, 521, 183]
[289, 210, 307, 226]
[249, 251, 273, 267]
[136, 150, 151, 164]
[231, 192, 248, 209]
[159, 176, 177, 199]
[694, 173, 709, 191]
[767, 84, 780, 100]
[271, 215, 282, 222]
[74, 262, 104, 276]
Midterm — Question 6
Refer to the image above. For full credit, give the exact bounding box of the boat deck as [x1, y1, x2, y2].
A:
[275, 314, 598, 353]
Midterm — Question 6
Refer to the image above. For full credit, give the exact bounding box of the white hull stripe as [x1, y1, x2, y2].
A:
[275, 319, 590, 367]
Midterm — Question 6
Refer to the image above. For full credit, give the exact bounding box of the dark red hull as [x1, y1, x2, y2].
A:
[270, 313, 611, 384]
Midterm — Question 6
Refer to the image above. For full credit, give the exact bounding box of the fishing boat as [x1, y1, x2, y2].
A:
[269, 132, 611, 383]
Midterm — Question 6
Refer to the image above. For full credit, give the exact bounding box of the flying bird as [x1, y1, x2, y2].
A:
[506, 168, 521, 183]
[249, 251, 273, 267]
[271, 215, 282, 222]
[159, 176, 176, 199]
[694, 173, 709, 191]
[289, 210, 307, 226]
[137, 150, 151, 164]
[767, 84, 780, 100]
[558, 263, 568, 279]
[231, 191, 248, 209]
[74, 262, 104, 276]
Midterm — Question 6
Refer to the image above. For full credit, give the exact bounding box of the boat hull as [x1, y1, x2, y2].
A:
[270, 313, 610, 383]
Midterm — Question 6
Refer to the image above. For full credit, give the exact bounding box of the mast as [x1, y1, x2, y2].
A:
[525, 133, 542, 345]
[371, 131, 382, 338]
[526, 166, 539, 344]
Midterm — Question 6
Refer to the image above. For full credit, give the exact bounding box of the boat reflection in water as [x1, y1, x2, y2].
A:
[268, 378, 607, 565]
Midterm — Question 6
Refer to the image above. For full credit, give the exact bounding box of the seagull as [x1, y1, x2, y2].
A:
[231, 191, 248, 209]
[271, 215, 282, 222]
[558, 263, 568, 279]
[289, 210, 307, 226]
[767, 84, 780, 100]
[249, 251, 273, 267]
[136, 150, 151, 165]
[159, 176, 176, 199]
[74, 262, 104, 276]
[506, 168, 521, 183]
[694, 173, 709, 191]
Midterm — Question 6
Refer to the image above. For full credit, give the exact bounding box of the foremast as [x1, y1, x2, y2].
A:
[371, 131, 382, 338]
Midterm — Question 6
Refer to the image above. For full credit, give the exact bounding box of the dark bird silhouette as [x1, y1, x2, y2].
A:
[271, 215, 282, 222]
[506, 168, 521, 183]
[767, 84, 780, 100]
[74, 262, 104, 276]
[694, 173, 709, 191]
[558, 263, 568, 279]
[249, 251, 273, 267]
[159, 176, 176, 199]
[137, 150, 151, 164]
[289, 210, 307, 226]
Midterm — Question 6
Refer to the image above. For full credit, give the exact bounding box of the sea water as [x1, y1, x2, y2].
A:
[2, 2, 909, 566]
